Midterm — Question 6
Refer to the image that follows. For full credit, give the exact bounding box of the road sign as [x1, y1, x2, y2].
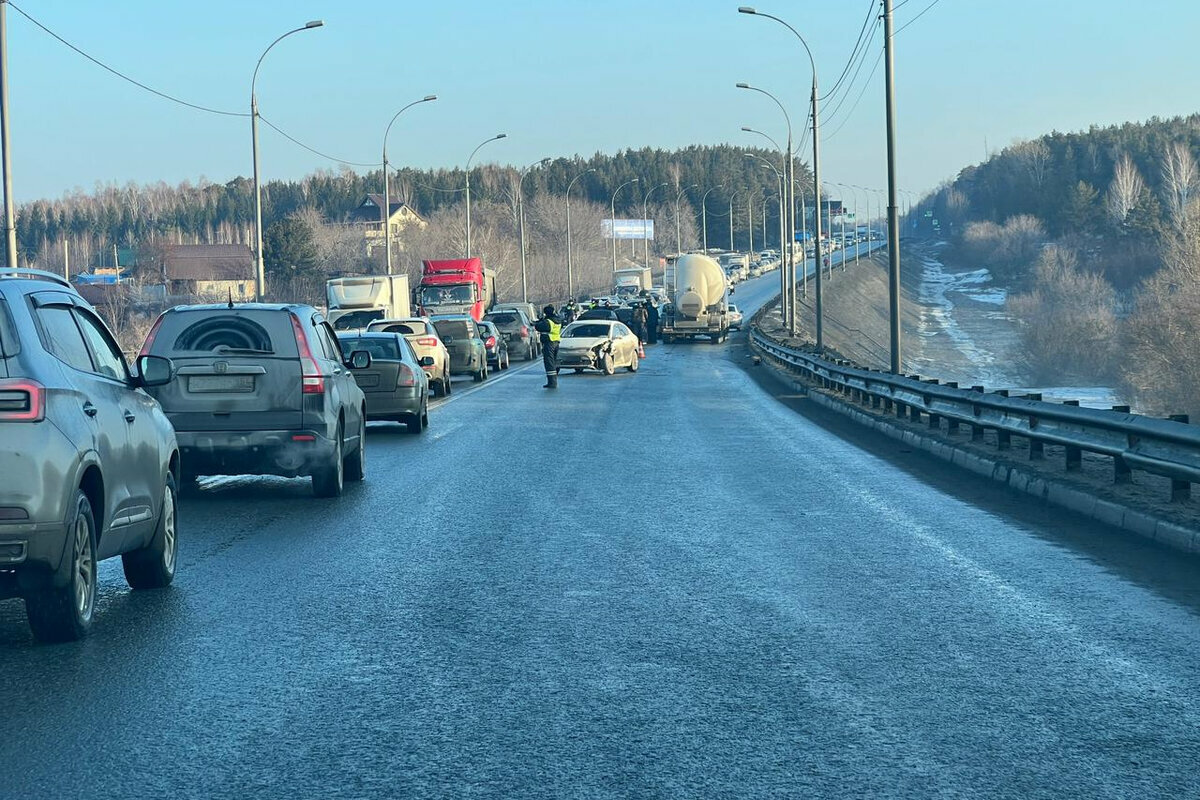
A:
[602, 219, 654, 240]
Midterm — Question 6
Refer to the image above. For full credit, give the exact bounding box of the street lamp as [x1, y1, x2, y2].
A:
[673, 183, 698, 254]
[464, 133, 507, 258]
[737, 83, 796, 335]
[700, 185, 723, 253]
[743, 133, 794, 323]
[518, 157, 552, 303]
[728, 190, 740, 252]
[642, 181, 668, 269]
[382, 94, 437, 276]
[739, 6, 824, 348]
[565, 167, 595, 301]
[610, 178, 639, 271]
[251, 19, 324, 299]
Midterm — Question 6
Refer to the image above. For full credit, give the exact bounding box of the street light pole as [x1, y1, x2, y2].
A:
[251, 19, 323, 299]
[642, 182, 668, 269]
[745, 153, 787, 327]
[700, 185, 722, 253]
[728, 190, 739, 252]
[464, 133, 507, 258]
[740, 6, 823, 347]
[610, 178, 639, 272]
[674, 184, 698, 254]
[382, 94, 436, 276]
[565, 167, 595, 301]
[884, 0, 902, 373]
[517, 157, 551, 303]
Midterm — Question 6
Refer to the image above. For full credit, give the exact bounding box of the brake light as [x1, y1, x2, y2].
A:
[397, 364, 417, 387]
[520, 325, 529, 336]
[484, 335, 496, 348]
[416, 337, 439, 347]
[0, 379, 45, 422]
[139, 313, 166, 357]
[289, 313, 325, 395]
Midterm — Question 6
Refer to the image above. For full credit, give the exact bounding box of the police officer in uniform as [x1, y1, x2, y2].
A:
[534, 304, 562, 389]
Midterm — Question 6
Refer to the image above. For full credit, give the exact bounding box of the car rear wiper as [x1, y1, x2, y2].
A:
[213, 346, 274, 355]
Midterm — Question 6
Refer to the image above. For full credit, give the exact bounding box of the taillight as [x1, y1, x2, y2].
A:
[139, 313, 166, 357]
[416, 337, 439, 347]
[520, 325, 529, 336]
[0, 379, 45, 422]
[289, 313, 325, 395]
[485, 336, 496, 348]
[397, 364, 417, 387]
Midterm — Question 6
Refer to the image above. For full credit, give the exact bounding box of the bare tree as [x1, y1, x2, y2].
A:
[1160, 141, 1199, 232]
[1106, 153, 1145, 225]
[1011, 139, 1051, 188]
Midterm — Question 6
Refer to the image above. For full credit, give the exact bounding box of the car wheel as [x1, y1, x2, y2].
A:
[443, 370, 452, 396]
[528, 344, 536, 361]
[312, 423, 345, 498]
[122, 472, 179, 590]
[601, 353, 615, 375]
[26, 489, 97, 642]
[406, 400, 428, 434]
[573, 368, 584, 374]
[627, 352, 639, 373]
[345, 414, 366, 482]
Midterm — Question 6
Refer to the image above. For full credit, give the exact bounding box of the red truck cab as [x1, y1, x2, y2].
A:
[415, 258, 497, 321]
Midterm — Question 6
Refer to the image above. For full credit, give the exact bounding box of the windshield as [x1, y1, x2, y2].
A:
[564, 323, 611, 338]
[420, 285, 475, 305]
[338, 336, 401, 360]
[331, 310, 385, 331]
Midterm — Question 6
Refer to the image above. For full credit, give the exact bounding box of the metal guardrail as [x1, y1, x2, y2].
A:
[750, 328, 1199, 501]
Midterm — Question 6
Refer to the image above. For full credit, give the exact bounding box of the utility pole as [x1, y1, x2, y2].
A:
[883, 0, 902, 374]
[748, 192, 754, 257]
[811, 83, 824, 349]
[0, 0, 17, 269]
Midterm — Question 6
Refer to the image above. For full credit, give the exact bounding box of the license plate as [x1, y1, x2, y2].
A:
[354, 373, 380, 388]
[188, 374, 254, 393]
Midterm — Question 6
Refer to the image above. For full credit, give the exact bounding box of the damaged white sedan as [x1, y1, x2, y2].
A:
[557, 320, 641, 375]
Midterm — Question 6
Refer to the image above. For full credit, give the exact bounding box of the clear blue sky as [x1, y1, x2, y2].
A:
[8, 0, 1199, 204]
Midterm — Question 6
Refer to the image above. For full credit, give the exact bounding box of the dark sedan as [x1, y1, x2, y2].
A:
[479, 320, 510, 371]
[338, 332, 431, 434]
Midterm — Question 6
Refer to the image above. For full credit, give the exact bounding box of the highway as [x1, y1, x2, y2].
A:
[2, 268, 1199, 798]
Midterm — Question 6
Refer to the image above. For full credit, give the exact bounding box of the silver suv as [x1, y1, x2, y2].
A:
[0, 269, 179, 643]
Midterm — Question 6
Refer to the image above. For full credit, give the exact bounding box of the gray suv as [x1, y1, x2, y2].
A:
[0, 269, 179, 643]
[140, 303, 368, 497]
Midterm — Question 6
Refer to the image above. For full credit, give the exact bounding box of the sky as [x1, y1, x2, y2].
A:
[7, 0, 1200, 206]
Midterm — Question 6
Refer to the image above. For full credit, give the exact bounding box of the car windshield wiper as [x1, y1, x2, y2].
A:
[213, 346, 274, 355]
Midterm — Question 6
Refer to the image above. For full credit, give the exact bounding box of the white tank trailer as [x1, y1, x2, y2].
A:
[661, 254, 729, 343]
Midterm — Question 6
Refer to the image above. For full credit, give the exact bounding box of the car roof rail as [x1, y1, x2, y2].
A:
[0, 268, 74, 289]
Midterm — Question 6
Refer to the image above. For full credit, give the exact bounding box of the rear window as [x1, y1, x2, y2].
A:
[152, 310, 298, 358]
[377, 323, 420, 335]
[433, 320, 470, 341]
[565, 324, 611, 338]
[338, 337, 401, 360]
[486, 313, 520, 325]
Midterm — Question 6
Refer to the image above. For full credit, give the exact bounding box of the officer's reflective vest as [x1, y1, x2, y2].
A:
[548, 320, 562, 342]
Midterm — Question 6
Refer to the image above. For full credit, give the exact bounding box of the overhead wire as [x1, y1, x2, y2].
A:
[820, 20, 880, 129]
[894, 0, 942, 35]
[10, 1, 379, 169]
[819, 0, 881, 102]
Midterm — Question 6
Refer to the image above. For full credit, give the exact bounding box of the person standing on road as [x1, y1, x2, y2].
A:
[645, 299, 659, 345]
[534, 304, 562, 389]
[631, 302, 649, 344]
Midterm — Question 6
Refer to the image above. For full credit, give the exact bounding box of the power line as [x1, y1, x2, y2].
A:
[894, 0, 941, 35]
[257, 115, 379, 168]
[822, 50, 884, 142]
[820, 21, 880, 129]
[820, 0, 881, 102]
[8, 1, 247, 118]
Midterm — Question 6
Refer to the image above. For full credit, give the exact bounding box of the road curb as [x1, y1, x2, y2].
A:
[755, 347, 1200, 556]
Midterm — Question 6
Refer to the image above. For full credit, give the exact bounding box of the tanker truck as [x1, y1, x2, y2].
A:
[660, 253, 729, 344]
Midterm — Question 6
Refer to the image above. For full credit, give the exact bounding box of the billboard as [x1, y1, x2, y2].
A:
[602, 219, 654, 240]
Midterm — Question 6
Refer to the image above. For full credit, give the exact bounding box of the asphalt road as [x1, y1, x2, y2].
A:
[2, 270, 1199, 798]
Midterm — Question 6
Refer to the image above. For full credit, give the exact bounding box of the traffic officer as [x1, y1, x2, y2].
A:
[534, 304, 562, 389]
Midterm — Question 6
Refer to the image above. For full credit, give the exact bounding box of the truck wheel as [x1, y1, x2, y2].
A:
[122, 473, 179, 590]
[26, 489, 97, 642]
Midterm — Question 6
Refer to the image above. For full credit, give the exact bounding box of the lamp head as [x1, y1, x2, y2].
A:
[736, 82, 751, 89]
[495, 133, 507, 140]
[423, 95, 438, 102]
[738, 7, 757, 14]
[305, 20, 324, 28]
[741, 126, 753, 132]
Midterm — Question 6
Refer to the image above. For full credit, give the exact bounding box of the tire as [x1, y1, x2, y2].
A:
[443, 371, 452, 396]
[312, 424, 345, 498]
[122, 473, 179, 590]
[433, 374, 446, 398]
[526, 344, 535, 361]
[574, 368, 584, 374]
[26, 490, 98, 642]
[601, 353, 615, 376]
[406, 400, 428, 434]
[627, 353, 639, 373]
[345, 414, 366, 482]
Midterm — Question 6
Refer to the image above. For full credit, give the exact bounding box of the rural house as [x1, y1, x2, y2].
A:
[163, 244, 256, 301]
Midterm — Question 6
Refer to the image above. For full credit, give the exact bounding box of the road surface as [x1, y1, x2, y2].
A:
[2, 269, 1198, 798]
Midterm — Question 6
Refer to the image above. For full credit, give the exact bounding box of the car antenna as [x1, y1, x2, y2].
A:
[227, 288, 235, 309]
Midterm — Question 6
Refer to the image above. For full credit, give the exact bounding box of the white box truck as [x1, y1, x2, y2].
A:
[326, 275, 411, 330]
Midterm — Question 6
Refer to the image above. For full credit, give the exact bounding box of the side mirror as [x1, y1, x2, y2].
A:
[418, 356, 435, 367]
[136, 355, 175, 387]
[348, 350, 371, 369]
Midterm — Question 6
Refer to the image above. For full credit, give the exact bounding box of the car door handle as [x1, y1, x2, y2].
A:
[82, 402, 98, 417]
[124, 410, 136, 423]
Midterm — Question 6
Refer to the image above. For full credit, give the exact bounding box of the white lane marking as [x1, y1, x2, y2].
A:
[432, 358, 541, 409]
